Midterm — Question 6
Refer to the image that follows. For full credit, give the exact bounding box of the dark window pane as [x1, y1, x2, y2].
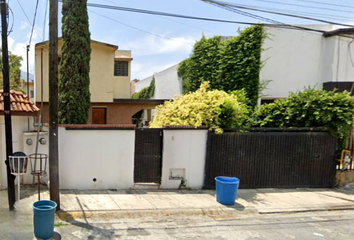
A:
[114, 61, 128, 76]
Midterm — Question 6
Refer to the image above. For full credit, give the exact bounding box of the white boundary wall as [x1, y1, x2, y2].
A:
[0, 116, 33, 189]
[58, 128, 135, 189]
[3, 126, 208, 190]
[160, 130, 208, 189]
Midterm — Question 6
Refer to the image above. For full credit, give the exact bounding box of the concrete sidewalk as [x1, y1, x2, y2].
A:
[4, 185, 354, 220]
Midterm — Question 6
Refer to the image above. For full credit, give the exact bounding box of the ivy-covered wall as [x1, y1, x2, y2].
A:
[178, 25, 265, 108]
[132, 78, 155, 99]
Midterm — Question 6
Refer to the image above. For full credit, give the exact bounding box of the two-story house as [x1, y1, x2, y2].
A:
[35, 38, 134, 124]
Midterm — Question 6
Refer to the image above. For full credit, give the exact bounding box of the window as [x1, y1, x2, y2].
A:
[30, 90, 34, 98]
[114, 61, 128, 76]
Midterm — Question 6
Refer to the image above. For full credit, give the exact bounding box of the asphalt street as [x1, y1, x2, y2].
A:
[53, 210, 354, 240]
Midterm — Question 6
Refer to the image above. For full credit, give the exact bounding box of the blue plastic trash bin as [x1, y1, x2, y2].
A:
[215, 176, 239, 205]
[33, 200, 57, 239]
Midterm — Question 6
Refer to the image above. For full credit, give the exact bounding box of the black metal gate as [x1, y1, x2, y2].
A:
[134, 128, 163, 183]
[204, 131, 338, 189]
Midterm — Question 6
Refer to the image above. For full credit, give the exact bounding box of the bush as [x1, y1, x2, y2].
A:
[251, 87, 354, 142]
[149, 82, 249, 133]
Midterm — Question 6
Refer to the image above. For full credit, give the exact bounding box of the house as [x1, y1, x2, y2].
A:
[20, 71, 35, 102]
[134, 64, 181, 123]
[35, 38, 138, 125]
[0, 90, 40, 189]
[135, 24, 354, 107]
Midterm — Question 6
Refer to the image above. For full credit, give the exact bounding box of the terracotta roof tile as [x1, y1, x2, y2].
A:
[0, 90, 40, 116]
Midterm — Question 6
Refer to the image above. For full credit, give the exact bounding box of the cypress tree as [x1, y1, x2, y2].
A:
[59, 0, 91, 124]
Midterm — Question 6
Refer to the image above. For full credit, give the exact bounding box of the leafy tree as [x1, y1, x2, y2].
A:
[59, 0, 91, 124]
[178, 25, 265, 108]
[0, 51, 22, 91]
[150, 82, 249, 133]
[251, 87, 354, 143]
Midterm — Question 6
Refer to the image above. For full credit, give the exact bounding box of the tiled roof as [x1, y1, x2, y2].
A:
[0, 90, 40, 116]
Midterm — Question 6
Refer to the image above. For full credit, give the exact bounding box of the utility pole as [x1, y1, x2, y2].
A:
[26, 45, 30, 131]
[49, 0, 60, 210]
[1, 0, 15, 210]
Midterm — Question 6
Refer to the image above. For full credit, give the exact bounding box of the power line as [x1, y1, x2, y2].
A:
[200, 0, 330, 34]
[294, 0, 354, 10]
[59, 1, 277, 25]
[42, 0, 48, 40]
[248, 0, 354, 14]
[249, 5, 353, 22]
[59, 0, 354, 39]
[88, 9, 195, 45]
[248, 5, 354, 21]
[58, 0, 324, 34]
[201, 0, 354, 28]
[28, 0, 40, 46]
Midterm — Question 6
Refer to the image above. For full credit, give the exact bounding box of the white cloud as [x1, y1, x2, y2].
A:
[20, 21, 29, 30]
[122, 35, 195, 56]
[2, 37, 36, 75]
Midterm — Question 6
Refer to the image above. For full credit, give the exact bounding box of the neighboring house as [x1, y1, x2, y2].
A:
[0, 90, 40, 189]
[35, 38, 137, 125]
[135, 24, 354, 107]
[260, 24, 354, 103]
[135, 64, 181, 99]
[134, 64, 181, 123]
[20, 71, 35, 102]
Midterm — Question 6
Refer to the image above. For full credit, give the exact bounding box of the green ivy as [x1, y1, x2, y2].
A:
[133, 77, 155, 99]
[251, 87, 354, 144]
[178, 25, 265, 108]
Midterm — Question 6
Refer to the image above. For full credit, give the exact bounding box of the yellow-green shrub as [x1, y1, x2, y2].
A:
[149, 82, 248, 133]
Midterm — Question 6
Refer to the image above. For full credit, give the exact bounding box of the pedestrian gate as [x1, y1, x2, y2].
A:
[134, 129, 163, 183]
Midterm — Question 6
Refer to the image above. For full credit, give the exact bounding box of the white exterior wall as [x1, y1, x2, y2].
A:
[260, 27, 325, 98]
[134, 77, 152, 93]
[22, 131, 49, 185]
[134, 64, 181, 99]
[58, 128, 135, 189]
[0, 116, 34, 189]
[321, 36, 354, 83]
[160, 130, 207, 189]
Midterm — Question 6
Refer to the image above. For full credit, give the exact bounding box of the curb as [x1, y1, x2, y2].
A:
[55, 207, 258, 221]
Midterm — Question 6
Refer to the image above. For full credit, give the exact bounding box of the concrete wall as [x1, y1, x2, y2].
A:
[21, 131, 49, 185]
[58, 128, 135, 189]
[260, 27, 325, 99]
[160, 130, 208, 189]
[135, 64, 181, 99]
[2, 125, 208, 190]
[321, 36, 354, 83]
[0, 116, 34, 189]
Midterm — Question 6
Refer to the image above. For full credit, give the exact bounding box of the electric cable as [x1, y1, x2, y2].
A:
[6, 5, 14, 36]
[88, 9, 194, 45]
[29, 0, 40, 46]
[200, 0, 354, 28]
[294, 0, 354, 10]
[239, 3, 354, 21]
[42, 0, 48, 41]
[247, 0, 354, 14]
[58, 0, 325, 34]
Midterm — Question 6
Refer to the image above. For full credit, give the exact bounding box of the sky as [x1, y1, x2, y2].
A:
[4, 0, 354, 81]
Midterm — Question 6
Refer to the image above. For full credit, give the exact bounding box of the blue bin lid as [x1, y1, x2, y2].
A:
[215, 176, 239, 184]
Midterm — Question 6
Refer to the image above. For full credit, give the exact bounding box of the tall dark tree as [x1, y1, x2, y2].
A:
[59, 0, 91, 124]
